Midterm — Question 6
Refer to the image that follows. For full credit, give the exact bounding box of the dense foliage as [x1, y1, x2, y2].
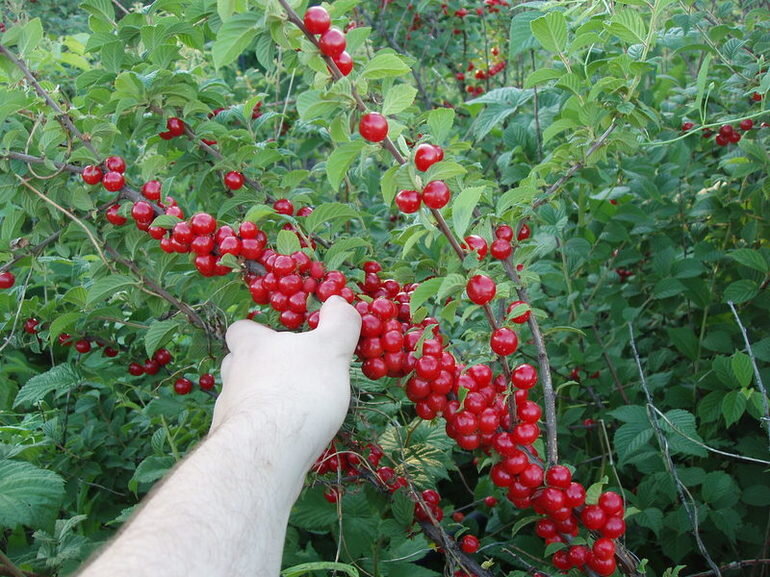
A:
[1, 0, 768, 576]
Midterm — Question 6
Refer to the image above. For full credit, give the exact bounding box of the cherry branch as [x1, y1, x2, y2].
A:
[419, 521, 495, 577]
[684, 559, 770, 577]
[0, 550, 26, 577]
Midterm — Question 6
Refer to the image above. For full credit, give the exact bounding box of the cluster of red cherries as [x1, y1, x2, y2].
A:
[682, 114, 767, 146]
[303, 6, 354, 76]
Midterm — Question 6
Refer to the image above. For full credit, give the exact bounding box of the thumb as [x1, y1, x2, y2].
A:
[312, 296, 362, 358]
[225, 318, 277, 354]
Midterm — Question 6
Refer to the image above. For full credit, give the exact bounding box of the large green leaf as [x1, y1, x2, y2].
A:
[14, 364, 80, 409]
[0, 459, 65, 527]
[530, 12, 568, 53]
[212, 12, 261, 69]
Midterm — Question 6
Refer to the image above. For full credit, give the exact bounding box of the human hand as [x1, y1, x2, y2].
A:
[210, 295, 362, 474]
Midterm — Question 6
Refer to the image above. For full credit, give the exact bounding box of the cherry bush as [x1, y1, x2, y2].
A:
[0, 0, 768, 576]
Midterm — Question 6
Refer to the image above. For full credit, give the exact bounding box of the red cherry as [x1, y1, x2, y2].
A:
[564, 482, 587, 508]
[319, 28, 346, 58]
[740, 119, 754, 131]
[506, 300, 530, 323]
[495, 224, 513, 241]
[681, 121, 695, 131]
[552, 550, 572, 571]
[359, 112, 389, 142]
[131, 201, 155, 223]
[414, 143, 441, 171]
[519, 463, 544, 487]
[188, 212, 215, 236]
[273, 199, 295, 215]
[395, 189, 421, 213]
[153, 348, 173, 365]
[104, 156, 126, 173]
[463, 235, 488, 259]
[58, 333, 72, 346]
[490, 239, 512, 260]
[490, 327, 518, 355]
[511, 363, 537, 389]
[172, 222, 194, 245]
[592, 537, 616, 560]
[333, 51, 354, 76]
[23, 318, 39, 334]
[589, 556, 617, 577]
[0, 271, 15, 289]
[715, 134, 729, 146]
[104, 346, 119, 357]
[102, 171, 125, 192]
[545, 465, 572, 488]
[719, 124, 734, 136]
[466, 274, 496, 305]
[728, 131, 742, 143]
[751, 92, 762, 102]
[82, 165, 103, 185]
[517, 400, 542, 423]
[602, 515, 626, 539]
[174, 377, 193, 395]
[143, 359, 160, 375]
[422, 181, 450, 209]
[568, 545, 591, 567]
[166, 117, 185, 137]
[517, 223, 531, 241]
[581, 505, 607, 530]
[199, 373, 215, 390]
[459, 534, 480, 554]
[140, 180, 162, 200]
[452, 511, 465, 522]
[598, 490, 624, 515]
[74, 339, 91, 353]
[484, 496, 497, 507]
[304, 6, 331, 35]
[224, 171, 245, 190]
[128, 362, 144, 376]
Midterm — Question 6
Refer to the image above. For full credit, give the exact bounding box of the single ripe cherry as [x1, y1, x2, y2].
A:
[153, 348, 173, 365]
[23, 318, 40, 334]
[190, 212, 216, 235]
[82, 165, 103, 185]
[333, 51, 354, 76]
[740, 118, 754, 131]
[414, 143, 442, 171]
[74, 339, 91, 354]
[166, 117, 186, 137]
[131, 201, 155, 223]
[511, 363, 537, 389]
[274, 199, 295, 215]
[681, 121, 695, 131]
[224, 171, 245, 191]
[199, 373, 215, 390]
[128, 362, 144, 376]
[0, 271, 15, 289]
[304, 6, 331, 35]
[490, 327, 518, 356]
[141, 180, 162, 200]
[102, 171, 125, 192]
[104, 347, 119, 357]
[460, 534, 480, 554]
[463, 235, 488, 259]
[359, 112, 389, 142]
[319, 28, 346, 58]
[495, 224, 513, 241]
[466, 274, 496, 305]
[422, 180, 450, 209]
[395, 189, 421, 213]
[517, 223, 531, 241]
[174, 377, 193, 395]
[506, 300, 530, 323]
[490, 238, 511, 259]
[104, 156, 126, 173]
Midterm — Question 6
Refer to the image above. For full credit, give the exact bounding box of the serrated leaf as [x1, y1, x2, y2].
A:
[614, 421, 653, 463]
[608, 9, 647, 44]
[305, 202, 361, 233]
[245, 204, 275, 222]
[14, 364, 80, 408]
[667, 327, 698, 361]
[721, 390, 747, 427]
[497, 183, 538, 214]
[409, 277, 445, 317]
[524, 68, 563, 88]
[129, 456, 174, 490]
[0, 459, 65, 527]
[276, 229, 302, 255]
[425, 161, 466, 182]
[48, 312, 84, 343]
[86, 274, 135, 306]
[511, 515, 539, 537]
[437, 274, 466, 301]
[452, 186, 483, 238]
[730, 352, 753, 388]
[326, 141, 365, 189]
[729, 249, 768, 273]
[382, 84, 418, 115]
[391, 490, 414, 525]
[701, 471, 739, 509]
[380, 164, 399, 206]
[509, 11, 541, 59]
[362, 53, 410, 79]
[531, 12, 568, 53]
[150, 214, 182, 228]
[427, 108, 455, 144]
[144, 320, 181, 358]
[724, 280, 759, 304]
[212, 12, 261, 69]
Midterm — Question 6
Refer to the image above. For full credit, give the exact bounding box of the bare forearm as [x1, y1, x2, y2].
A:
[79, 416, 306, 577]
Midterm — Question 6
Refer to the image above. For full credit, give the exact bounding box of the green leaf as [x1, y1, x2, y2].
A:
[721, 390, 747, 427]
[695, 54, 712, 120]
[723, 279, 759, 304]
[731, 352, 753, 388]
[14, 364, 80, 408]
[666, 327, 698, 361]
[391, 490, 414, 525]
[701, 471, 740, 509]
[150, 214, 182, 228]
[409, 277, 445, 317]
[608, 9, 647, 44]
[729, 249, 768, 273]
[382, 84, 418, 115]
[144, 320, 181, 358]
[48, 312, 84, 343]
[452, 186, 484, 238]
[245, 204, 275, 223]
[129, 456, 175, 492]
[380, 165, 399, 206]
[283, 562, 359, 577]
[437, 274, 466, 301]
[524, 68, 563, 88]
[87, 274, 135, 306]
[653, 278, 686, 299]
[427, 108, 455, 144]
[614, 421, 653, 463]
[217, 0, 237, 21]
[362, 53, 410, 79]
[18, 18, 44, 57]
[326, 141, 365, 190]
[212, 13, 261, 69]
[305, 202, 361, 233]
[276, 229, 302, 255]
[530, 12, 568, 53]
[426, 161, 466, 181]
[509, 11, 541, 59]
[0, 459, 65, 527]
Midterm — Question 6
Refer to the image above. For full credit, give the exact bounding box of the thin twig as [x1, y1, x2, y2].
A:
[684, 559, 770, 577]
[0, 231, 61, 273]
[0, 550, 26, 577]
[727, 301, 770, 451]
[628, 323, 722, 577]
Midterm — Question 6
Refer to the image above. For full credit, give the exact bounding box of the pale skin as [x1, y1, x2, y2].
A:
[77, 295, 362, 577]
